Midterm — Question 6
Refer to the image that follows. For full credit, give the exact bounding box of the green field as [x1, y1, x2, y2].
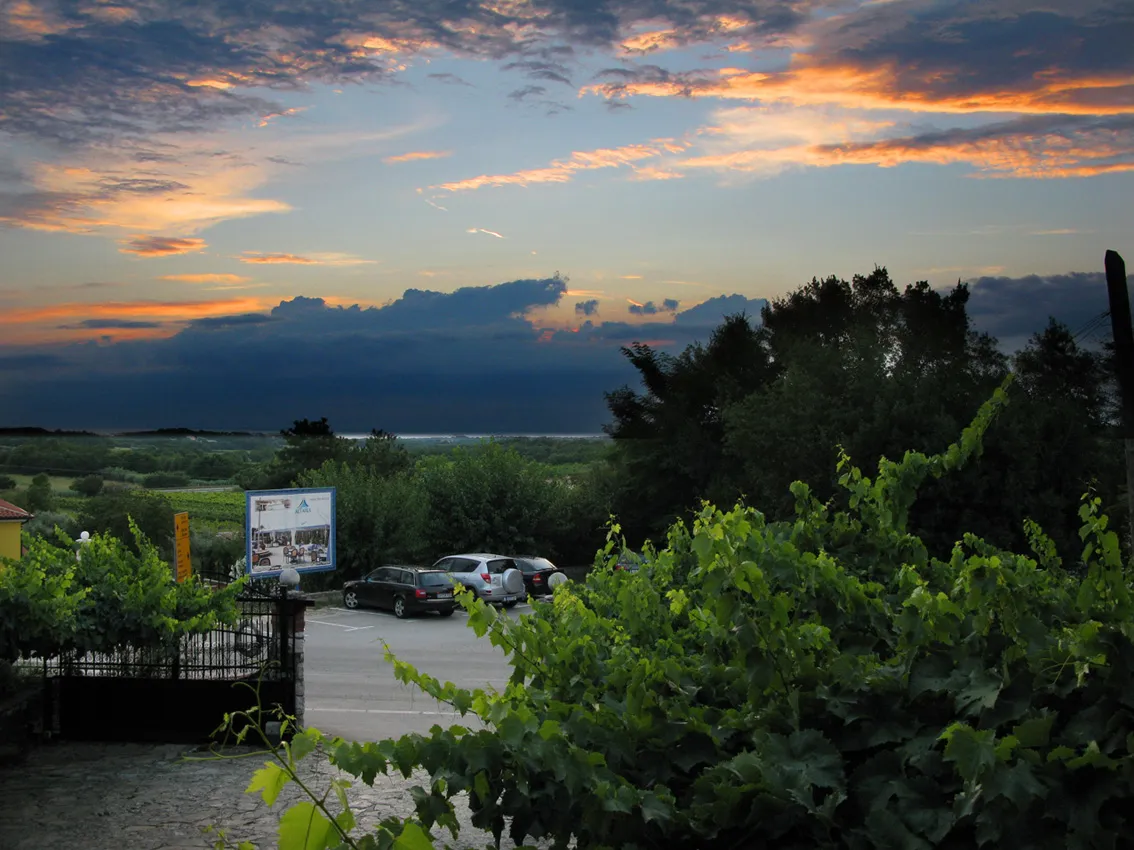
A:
[165, 490, 246, 529]
[2, 474, 80, 494]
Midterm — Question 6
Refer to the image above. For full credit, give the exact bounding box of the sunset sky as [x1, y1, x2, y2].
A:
[0, 0, 1130, 431]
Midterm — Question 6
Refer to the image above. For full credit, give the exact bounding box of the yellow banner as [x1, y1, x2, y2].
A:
[174, 512, 192, 583]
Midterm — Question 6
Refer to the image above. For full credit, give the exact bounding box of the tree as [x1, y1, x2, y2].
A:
[910, 317, 1121, 562]
[0, 475, 15, 491]
[603, 268, 1011, 544]
[240, 417, 353, 490]
[24, 473, 54, 512]
[346, 429, 413, 478]
[71, 475, 104, 497]
[722, 270, 1009, 524]
[416, 442, 572, 558]
[78, 490, 176, 558]
[603, 312, 770, 543]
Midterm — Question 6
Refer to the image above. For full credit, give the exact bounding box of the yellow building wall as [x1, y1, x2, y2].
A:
[0, 521, 23, 561]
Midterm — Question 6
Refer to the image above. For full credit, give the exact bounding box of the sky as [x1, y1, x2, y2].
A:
[0, 0, 1131, 432]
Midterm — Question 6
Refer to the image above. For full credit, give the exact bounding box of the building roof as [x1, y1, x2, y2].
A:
[0, 498, 32, 521]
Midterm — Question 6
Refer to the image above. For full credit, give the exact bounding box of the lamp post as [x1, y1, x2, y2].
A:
[75, 530, 90, 561]
[278, 567, 300, 598]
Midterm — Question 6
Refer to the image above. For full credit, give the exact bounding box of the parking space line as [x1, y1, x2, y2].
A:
[306, 707, 461, 716]
[306, 618, 375, 632]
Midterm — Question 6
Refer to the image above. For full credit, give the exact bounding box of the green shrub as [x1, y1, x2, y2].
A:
[230, 377, 1134, 849]
[22, 511, 78, 541]
[0, 524, 243, 663]
[71, 474, 104, 497]
[143, 472, 191, 489]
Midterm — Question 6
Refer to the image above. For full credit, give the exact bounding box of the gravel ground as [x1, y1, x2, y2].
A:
[0, 741, 555, 850]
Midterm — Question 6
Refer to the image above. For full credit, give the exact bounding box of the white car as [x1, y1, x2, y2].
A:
[431, 553, 525, 607]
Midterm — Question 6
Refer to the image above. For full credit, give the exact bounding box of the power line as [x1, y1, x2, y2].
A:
[1072, 310, 1111, 344]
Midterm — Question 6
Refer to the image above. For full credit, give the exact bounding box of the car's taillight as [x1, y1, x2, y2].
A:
[480, 572, 491, 582]
[415, 588, 426, 599]
[533, 574, 543, 583]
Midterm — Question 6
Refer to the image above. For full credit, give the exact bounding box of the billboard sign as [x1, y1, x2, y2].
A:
[173, 512, 192, 583]
[245, 487, 336, 579]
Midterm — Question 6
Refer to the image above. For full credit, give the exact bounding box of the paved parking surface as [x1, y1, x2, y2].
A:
[303, 601, 537, 742]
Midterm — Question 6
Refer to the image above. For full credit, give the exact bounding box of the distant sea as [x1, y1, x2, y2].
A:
[346, 433, 608, 440]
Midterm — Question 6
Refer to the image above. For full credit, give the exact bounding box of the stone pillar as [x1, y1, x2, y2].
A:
[289, 593, 313, 732]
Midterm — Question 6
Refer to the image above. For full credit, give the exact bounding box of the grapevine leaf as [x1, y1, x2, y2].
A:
[1012, 715, 1055, 750]
[983, 760, 1046, 808]
[941, 725, 997, 783]
[289, 730, 319, 762]
[247, 762, 291, 807]
[278, 802, 337, 850]
[393, 822, 436, 850]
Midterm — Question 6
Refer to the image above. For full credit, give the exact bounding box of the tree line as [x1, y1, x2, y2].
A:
[602, 267, 1120, 566]
[6, 265, 1117, 584]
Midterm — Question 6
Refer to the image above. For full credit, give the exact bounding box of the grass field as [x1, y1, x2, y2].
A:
[2, 474, 80, 494]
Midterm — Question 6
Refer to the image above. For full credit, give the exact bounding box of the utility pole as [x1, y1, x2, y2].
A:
[1104, 249, 1134, 554]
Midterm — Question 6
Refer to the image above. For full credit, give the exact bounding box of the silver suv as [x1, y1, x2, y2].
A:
[431, 553, 523, 607]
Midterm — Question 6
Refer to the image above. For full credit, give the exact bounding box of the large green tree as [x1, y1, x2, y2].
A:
[603, 311, 769, 542]
[603, 266, 1118, 564]
[415, 442, 572, 558]
[724, 270, 1007, 520]
[239, 417, 352, 490]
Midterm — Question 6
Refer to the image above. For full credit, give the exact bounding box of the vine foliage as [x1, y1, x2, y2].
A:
[228, 375, 1134, 849]
[0, 522, 243, 666]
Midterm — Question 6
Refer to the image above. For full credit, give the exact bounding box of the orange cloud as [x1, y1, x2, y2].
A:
[575, 104, 1134, 182]
[2, 122, 432, 240]
[237, 252, 376, 266]
[258, 107, 306, 127]
[158, 274, 253, 284]
[433, 139, 689, 192]
[238, 253, 316, 265]
[384, 150, 452, 163]
[584, 60, 1134, 117]
[805, 121, 1134, 179]
[4, 0, 80, 40]
[119, 236, 208, 257]
[0, 297, 269, 344]
[4, 297, 266, 325]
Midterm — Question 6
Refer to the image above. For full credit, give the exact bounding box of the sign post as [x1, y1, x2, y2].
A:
[174, 511, 192, 583]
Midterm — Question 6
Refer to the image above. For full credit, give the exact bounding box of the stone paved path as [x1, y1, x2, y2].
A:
[0, 742, 553, 850]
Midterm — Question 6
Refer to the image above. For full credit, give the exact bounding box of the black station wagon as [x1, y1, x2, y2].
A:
[342, 565, 457, 619]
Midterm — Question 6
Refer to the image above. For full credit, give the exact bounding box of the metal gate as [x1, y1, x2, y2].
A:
[33, 584, 299, 744]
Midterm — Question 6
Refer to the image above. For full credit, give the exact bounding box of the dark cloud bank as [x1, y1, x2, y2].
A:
[0, 270, 1117, 433]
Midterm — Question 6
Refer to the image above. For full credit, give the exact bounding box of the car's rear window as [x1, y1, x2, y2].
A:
[419, 572, 452, 587]
[485, 558, 515, 574]
[517, 557, 555, 573]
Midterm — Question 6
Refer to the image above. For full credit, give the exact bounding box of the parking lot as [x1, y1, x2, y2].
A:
[303, 601, 536, 741]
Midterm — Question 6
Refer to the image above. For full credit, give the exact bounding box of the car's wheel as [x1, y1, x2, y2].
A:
[438, 608, 455, 618]
[394, 596, 408, 619]
[343, 590, 359, 609]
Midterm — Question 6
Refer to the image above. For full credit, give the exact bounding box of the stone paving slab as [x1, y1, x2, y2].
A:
[0, 742, 554, 850]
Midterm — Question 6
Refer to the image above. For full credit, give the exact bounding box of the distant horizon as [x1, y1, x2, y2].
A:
[0, 426, 608, 441]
